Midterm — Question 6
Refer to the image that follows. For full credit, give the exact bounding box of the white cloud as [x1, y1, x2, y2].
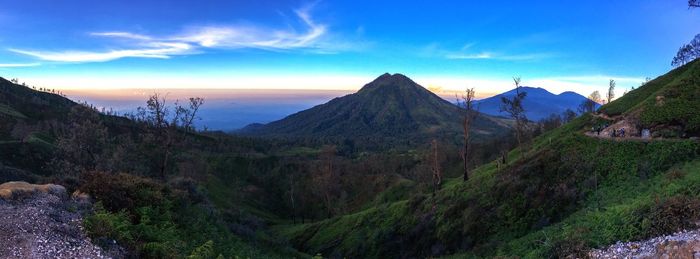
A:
[90, 32, 153, 41]
[446, 51, 555, 61]
[9, 42, 193, 62]
[172, 6, 326, 50]
[10, 5, 332, 63]
[0, 62, 40, 68]
[445, 52, 493, 60]
[427, 42, 556, 61]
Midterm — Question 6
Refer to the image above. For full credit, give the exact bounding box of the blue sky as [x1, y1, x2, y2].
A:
[1, 0, 699, 97]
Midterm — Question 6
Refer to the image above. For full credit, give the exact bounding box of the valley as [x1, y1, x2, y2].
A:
[2, 1, 700, 258]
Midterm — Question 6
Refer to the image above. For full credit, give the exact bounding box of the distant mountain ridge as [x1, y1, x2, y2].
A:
[474, 86, 597, 121]
[240, 73, 512, 146]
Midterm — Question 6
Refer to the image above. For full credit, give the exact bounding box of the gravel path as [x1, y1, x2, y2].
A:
[589, 229, 700, 258]
[0, 191, 110, 258]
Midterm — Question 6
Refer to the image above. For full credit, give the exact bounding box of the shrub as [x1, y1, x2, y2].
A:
[640, 195, 700, 237]
[79, 171, 167, 214]
[187, 240, 215, 259]
[84, 202, 133, 247]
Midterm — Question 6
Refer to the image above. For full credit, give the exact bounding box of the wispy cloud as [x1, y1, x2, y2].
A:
[445, 51, 555, 61]
[172, 6, 326, 50]
[10, 42, 193, 62]
[445, 52, 493, 60]
[90, 32, 154, 41]
[10, 5, 333, 63]
[0, 62, 40, 68]
[424, 41, 556, 61]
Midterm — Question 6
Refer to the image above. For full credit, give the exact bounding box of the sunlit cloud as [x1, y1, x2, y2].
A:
[9, 5, 333, 63]
[0, 62, 40, 68]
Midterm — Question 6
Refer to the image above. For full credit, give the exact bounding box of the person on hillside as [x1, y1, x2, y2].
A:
[620, 128, 626, 138]
[611, 129, 616, 138]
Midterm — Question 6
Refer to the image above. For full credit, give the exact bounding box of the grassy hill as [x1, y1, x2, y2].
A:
[273, 62, 700, 258]
[600, 59, 700, 137]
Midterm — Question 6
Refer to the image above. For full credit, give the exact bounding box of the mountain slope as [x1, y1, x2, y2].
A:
[274, 62, 700, 258]
[0, 77, 305, 258]
[240, 73, 512, 145]
[475, 86, 597, 121]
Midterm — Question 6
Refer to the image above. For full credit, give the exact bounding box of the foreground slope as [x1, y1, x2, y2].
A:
[0, 182, 116, 258]
[241, 73, 512, 146]
[275, 61, 700, 258]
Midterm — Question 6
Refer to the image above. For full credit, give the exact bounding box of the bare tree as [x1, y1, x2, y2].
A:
[185, 97, 204, 132]
[431, 139, 442, 196]
[140, 93, 169, 129]
[137, 93, 204, 178]
[606, 79, 616, 104]
[500, 77, 528, 147]
[562, 109, 577, 123]
[457, 88, 478, 182]
[289, 173, 297, 223]
[578, 91, 601, 114]
[313, 145, 338, 219]
[56, 105, 108, 171]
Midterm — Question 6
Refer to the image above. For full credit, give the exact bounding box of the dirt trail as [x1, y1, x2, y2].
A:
[584, 113, 654, 142]
[589, 229, 700, 258]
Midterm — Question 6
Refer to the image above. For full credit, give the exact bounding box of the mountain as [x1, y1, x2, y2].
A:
[474, 86, 598, 121]
[240, 73, 512, 146]
[275, 61, 700, 258]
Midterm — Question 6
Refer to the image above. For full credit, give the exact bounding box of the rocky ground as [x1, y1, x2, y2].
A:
[589, 229, 700, 258]
[0, 181, 119, 258]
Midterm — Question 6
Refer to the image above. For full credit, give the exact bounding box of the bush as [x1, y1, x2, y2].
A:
[84, 202, 133, 247]
[79, 171, 167, 214]
[187, 240, 215, 259]
[640, 195, 700, 237]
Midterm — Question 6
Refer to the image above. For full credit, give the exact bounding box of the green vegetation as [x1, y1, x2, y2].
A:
[81, 172, 300, 258]
[276, 111, 700, 258]
[274, 61, 700, 257]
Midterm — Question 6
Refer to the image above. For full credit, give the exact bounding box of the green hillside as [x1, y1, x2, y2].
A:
[600, 59, 700, 137]
[274, 62, 700, 258]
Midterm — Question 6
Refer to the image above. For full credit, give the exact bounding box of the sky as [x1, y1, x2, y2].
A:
[0, 0, 698, 129]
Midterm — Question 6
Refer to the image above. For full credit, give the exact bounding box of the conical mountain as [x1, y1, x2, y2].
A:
[240, 73, 511, 145]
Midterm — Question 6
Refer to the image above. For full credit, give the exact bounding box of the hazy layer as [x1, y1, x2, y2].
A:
[64, 89, 354, 130]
